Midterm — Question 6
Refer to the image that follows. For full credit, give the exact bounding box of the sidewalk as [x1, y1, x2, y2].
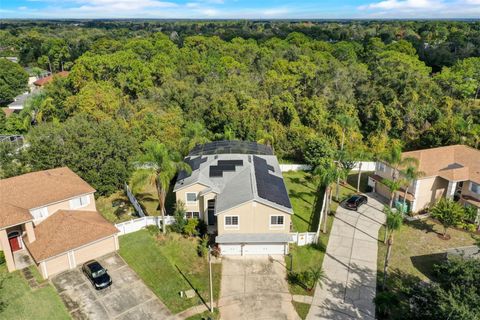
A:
[306, 193, 386, 320]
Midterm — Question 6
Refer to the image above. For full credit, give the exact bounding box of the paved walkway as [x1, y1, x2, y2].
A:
[219, 256, 300, 320]
[307, 193, 386, 320]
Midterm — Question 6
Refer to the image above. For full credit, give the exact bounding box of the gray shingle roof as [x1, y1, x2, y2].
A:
[174, 144, 293, 215]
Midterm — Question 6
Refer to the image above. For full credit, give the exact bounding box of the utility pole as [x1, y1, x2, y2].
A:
[208, 246, 214, 313]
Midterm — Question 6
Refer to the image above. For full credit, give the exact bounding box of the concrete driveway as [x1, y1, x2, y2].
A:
[307, 193, 386, 320]
[51, 254, 174, 320]
[218, 256, 300, 320]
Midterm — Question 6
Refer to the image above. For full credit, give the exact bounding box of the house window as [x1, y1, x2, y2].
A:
[30, 207, 49, 220]
[270, 216, 284, 226]
[377, 162, 386, 172]
[186, 192, 197, 204]
[225, 216, 239, 229]
[186, 212, 200, 219]
[470, 182, 480, 195]
[69, 195, 90, 209]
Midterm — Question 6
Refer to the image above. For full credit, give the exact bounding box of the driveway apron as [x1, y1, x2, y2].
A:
[219, 256, 300, 320]
[307, 193, 386, 320]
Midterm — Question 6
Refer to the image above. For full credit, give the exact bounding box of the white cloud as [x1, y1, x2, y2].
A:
[358, 0, 480, 18]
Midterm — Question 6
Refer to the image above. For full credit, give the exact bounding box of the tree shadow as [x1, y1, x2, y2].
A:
[406, 220, 439, 235]
[289, 189, 313, 206]
[309, 186, 325, 233]
[410, 253, 447, 280]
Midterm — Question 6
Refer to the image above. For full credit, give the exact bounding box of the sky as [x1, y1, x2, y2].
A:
[1, 0, 480, 19]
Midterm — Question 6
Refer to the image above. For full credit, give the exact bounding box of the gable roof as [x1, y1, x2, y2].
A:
[0, 167, 95, 228]
[24, 210, 118, 262]
[402, 145, 480, 183]
[33, 71, 69, 86]
[174, 141, 293, 215]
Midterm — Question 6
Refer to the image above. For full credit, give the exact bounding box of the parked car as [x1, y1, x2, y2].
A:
[345, 195, 368, 211]
[82, 260, 112, 290]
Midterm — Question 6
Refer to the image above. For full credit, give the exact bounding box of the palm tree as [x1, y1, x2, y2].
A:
[381, 140, 417, 181]
[180, 122, 210, 156]
[382, 206, 403, 289]
[256, 129, 275, 152]
[137, 140, 191, 233]
[334, 115, 358, 200]
[399, 162, 424, 213]
[313, 159, 340, 233]
[382, 178, 405, 208]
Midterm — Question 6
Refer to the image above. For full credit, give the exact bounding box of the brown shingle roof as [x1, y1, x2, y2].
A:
[33, 71, 69, 86]
[402, 145, 480, 183]
[24, 210, 118, 262]
[0, 167, 95, 228]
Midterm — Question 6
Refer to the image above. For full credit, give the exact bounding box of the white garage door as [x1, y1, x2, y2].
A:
[243, 244, 286, 255]
[220, 244, 242, 255]
[220, 243, 287, 255]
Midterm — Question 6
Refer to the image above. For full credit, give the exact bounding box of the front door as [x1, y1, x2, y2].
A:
[207, 199, 216, 226]
[8, 232, 21, 252]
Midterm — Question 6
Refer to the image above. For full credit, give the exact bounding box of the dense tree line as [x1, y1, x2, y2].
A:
[0, 22, 479, 195]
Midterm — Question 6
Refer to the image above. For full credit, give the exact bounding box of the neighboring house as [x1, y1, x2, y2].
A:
[7, 91, 32, 110]
[33, 71, 69, 87]
[0, 167, 119, 278]
[174, 141, 293, 256]
[370, 145, 480, 220]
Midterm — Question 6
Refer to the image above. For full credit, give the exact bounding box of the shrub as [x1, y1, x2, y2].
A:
[170, 200, 186, 233]
[196, 219, 208, 236]
[183, 218, 199, 237]
[146, 224, 160, 236]
[0, 251, 5, 265]
[197, 235, 209, 257]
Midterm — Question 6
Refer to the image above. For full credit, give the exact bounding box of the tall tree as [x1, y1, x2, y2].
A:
[137, 141, 191, 233]
[313, 159, 341, 233]
[0, 59, 29, 103]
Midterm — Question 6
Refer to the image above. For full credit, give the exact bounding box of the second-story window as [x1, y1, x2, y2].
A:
[186, 192, 197, 204]
[69, 195, 90, 209]
[270, 216, 284, 226]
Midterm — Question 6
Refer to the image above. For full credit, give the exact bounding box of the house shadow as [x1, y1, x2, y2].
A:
[410, 253, 447, 280]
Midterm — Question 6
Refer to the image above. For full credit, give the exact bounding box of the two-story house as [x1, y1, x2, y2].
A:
[0, 167, 119, 278]
[370, 145, 480, 222]
[174, 141, 293, 256]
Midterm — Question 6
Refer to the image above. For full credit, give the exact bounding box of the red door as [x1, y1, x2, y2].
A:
[9, 236, 21, 252]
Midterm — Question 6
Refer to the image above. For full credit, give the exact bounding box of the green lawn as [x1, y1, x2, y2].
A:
[292, 301, 310, 320]
[376, 219, 478, 319]
[96, 191, 134, 223]
[119, 230, 221, 314]
[283, 171, 323, 233]
[0, 265, 70, 319]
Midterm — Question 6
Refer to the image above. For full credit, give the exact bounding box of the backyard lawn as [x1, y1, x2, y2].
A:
[118, 230, 221, 314]
[0, 265, 70, 319]
[376, 219, 478, 318]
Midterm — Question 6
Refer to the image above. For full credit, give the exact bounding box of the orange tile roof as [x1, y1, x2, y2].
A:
[402, 145, 480, 183]
[33, 71, 69, 86]
[24, 210, 118, 262]
[0, 167, 95, 228]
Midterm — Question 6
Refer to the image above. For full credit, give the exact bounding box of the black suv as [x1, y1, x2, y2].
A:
[345, 195, 368, 211]
[82, 260, 112, 290]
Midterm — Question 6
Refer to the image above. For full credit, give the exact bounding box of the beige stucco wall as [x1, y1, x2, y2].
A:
[217, 201, 291, 235]
[414, 177, 449, 212]
[0, 229, 15, 271]
[175, 183, 209, 218]
[33, 193, 96, 225]
[375, 181, 392, 201]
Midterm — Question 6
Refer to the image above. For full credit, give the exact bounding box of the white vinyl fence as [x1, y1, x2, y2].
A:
[280, 161, 376, 172]
[290, 232, 317, 246]
[124, 183, 145, 217]
[115, 216, 175, 235]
